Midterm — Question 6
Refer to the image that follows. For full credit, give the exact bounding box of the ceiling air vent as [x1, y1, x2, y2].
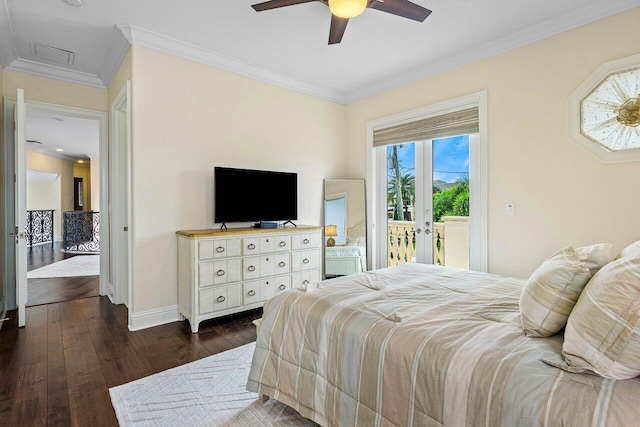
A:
[30, 42, 75, 65]
[61, 0, 83, 6]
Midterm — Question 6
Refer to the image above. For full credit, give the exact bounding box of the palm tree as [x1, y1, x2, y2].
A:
[387, 171, 416, 220]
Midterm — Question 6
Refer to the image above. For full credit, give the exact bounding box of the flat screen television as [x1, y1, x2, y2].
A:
[214, 167, 297, 225]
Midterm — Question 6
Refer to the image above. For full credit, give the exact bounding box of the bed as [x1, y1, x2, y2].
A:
[325, 236, 367, 276]
[247, 263, 640, 426]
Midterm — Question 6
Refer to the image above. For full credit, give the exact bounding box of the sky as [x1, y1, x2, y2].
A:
[387, 135, 469, 183]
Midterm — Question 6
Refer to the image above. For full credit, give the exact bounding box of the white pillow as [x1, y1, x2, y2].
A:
[574, 243, 615, 276]
[519, 247, 592, 338]
[618, 240, 640, 259]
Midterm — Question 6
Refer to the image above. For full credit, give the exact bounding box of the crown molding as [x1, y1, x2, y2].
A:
[344, 0, 640, 104]
[119, 24, 347, 104]
[98, 25, 132, 87]
[0, 0, 17, 68]
[6, 58, 105, 88]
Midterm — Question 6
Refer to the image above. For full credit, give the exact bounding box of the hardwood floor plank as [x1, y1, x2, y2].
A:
[0, 297, 260, 425]
[46, 304, 71, 426]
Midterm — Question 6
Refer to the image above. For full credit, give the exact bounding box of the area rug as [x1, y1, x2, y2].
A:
[109, 342, 317, 427]
[27, 255, 100, 278]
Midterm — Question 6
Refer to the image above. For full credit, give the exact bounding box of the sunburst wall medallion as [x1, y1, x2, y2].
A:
[581, 68, 640, 152]
[568, 53, 640, 163]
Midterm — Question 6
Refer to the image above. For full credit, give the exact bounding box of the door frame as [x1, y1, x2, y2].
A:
[2, 97, 110, 310]
[366, 91, 488, 272]
[110, 81, 133, 315]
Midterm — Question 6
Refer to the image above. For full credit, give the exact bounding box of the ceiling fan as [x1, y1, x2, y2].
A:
[251, 0, 432, 45]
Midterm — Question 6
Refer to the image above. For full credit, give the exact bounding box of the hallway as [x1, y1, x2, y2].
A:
[27, 243, 99, 307]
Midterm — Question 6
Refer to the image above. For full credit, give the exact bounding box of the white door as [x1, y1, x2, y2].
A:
[15, 88, 27, 327]
[377, 135, 476, 269]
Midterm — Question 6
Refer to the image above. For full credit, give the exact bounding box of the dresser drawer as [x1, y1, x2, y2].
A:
[199, 283, 241, 314]
[274, 235, 291, 252]
[243, 238, 260, 255]
[291, 270, 321, 288]
[199, 259, 241, 287]
[291, 232, 321, 250]
[199, 238, 241, 260]
[274, 253, 290, 275]
[274, 275, 291, 296]
[243, 281, 261, 305]
[260, 236, 275, 253]
[291, 250, 320, 272]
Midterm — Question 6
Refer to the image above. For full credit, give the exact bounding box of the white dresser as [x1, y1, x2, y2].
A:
[177, 225, 322, 333]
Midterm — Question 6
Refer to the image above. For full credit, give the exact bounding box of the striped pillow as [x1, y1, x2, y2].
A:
[556, 254, 640, 379]
[520, 247, 592, 337]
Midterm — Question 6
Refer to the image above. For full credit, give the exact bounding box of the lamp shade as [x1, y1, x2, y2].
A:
[325, 225, 338, 237]
[328, 0, 367, 19]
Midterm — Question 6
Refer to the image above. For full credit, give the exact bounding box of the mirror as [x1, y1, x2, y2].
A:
[324, 179, 366, 278]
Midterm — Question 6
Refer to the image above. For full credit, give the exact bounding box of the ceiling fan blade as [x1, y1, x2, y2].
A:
[252, 0, 317, 12]
[369, 0, 432, 22]
[329, 15, 349, 45]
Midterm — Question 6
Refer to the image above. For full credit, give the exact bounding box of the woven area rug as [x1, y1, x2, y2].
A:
[109, 342, 317, 427]
[27, 255, 100, 278]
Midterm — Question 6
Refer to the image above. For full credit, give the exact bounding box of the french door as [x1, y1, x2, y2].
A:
[376, 134, 479, 269]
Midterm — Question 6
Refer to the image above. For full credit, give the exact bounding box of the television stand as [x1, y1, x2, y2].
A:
[282, 220, 297, 228]
[220, 223, 228, 231]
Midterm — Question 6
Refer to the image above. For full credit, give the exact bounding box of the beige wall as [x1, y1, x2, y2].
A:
[346, 8, 640, 278]
[73, 162, 91, 210]
[26, 151, 74, 242]
[27, 178, 62, 240]
[3, 69, 107, 112]
[130, 45, 347, 311]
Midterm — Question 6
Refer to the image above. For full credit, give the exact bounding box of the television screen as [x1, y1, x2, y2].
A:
[214, 167, 298, 224]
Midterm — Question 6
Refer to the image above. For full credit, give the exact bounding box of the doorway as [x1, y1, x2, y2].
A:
[3, 95, 111, 325]
[367, 92, 488, 272]
[24, 108, 102, 307]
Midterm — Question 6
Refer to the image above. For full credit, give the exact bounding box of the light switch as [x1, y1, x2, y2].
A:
[506, 202, 515, 216]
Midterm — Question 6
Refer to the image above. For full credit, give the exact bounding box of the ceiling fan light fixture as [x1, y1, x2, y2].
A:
[328, 0, 367, 19]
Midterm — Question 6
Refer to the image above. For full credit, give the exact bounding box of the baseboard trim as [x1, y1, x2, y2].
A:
[129, 305, 181, 331]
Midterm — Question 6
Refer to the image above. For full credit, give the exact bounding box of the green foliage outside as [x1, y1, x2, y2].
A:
[433, 178, 469, 222]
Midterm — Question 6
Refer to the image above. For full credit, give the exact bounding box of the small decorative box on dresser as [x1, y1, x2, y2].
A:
[176, 225, 322, 333]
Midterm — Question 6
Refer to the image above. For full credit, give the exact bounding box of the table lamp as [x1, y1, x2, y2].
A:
[325, 225, 337, 247]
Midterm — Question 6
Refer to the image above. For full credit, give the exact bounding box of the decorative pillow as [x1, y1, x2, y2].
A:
[544, 253, 640, 379]
[575, 243, 615, 276]
[519, 247, 591, 337]
[618, 240, 640, 259]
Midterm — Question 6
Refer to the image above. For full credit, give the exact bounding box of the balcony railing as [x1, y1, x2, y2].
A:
[387, 216, 469, 269]
[26, 209, 54, 247]
[63, 211, 100, 254]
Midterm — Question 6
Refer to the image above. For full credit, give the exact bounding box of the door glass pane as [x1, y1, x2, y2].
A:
[386, 142, 416, 266]
[432, 135, 470, 269]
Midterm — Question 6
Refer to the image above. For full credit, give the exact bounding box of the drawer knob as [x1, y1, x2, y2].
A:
[248, 265, 256, 272]
[266, 258, 269, 261]
[216, 296, 226, 303]
[216, 246, 225, 253]
[303, 280, 310, 285]
[279, 241, 286, 247]
[266, 239, 269, 242]
[247, 290, 256, 297]
[248, 243, 256, 250]
[303, 238, 310, 244]
[216, 269, 225, 276]
[279, 284, 286, 290]
[303, 258, 310, 264]
[278, 261, 286, 267]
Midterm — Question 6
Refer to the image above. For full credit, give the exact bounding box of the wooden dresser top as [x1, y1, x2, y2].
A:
[176, 225, 322, 238]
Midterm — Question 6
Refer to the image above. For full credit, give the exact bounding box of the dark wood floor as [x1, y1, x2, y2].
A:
[27, 243, 99, 307]
[0, 297, 260, 426]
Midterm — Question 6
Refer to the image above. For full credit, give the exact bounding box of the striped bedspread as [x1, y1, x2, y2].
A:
[246, 264, 640, 426]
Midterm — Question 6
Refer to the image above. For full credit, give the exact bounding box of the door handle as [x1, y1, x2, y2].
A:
[416, 228, 422, 234]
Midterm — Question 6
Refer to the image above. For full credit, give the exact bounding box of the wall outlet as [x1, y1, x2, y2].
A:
[506, 202, 515, 216]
